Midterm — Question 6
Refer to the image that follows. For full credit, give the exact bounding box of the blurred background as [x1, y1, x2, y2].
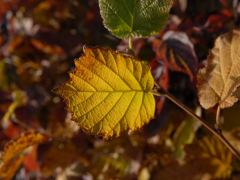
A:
[0, 0, 240, 179]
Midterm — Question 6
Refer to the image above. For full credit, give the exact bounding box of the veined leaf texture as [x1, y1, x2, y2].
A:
[197, 30, 240, 109]
[99, 0, 173, 38]
[56, 47, 155, 138]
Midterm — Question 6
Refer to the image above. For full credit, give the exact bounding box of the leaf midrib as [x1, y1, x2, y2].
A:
[129, 0, 158, 34]
[67, 90, 153, 93]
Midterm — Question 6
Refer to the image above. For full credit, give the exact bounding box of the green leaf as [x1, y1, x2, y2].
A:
[56, 47, 155, 138]
[99, 0, 173, 38]
[173, 108, 201, 161]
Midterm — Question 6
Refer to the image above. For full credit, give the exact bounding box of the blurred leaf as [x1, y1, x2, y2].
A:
[186, 136, 233, 179]
[56, 47, 155, 138]
[156, 136, 232, 180]
[197, 30, 240, 109]
[159, 31, 198, 81]
[2, 90, 27, 128]
[138, 167, 150, 180]
[86, 148, 131, 179]
[198, 137, 233, 178]
[173, 108, 201, 161]
[99, 0, 173, 38]
[31, 39, 65, 57]
[1, 131, 49, 163]
[0, 155, 24, 180]
[0, 131, 49, 179]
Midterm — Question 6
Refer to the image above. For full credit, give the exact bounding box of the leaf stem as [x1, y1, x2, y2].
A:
[154, 90, 240, 160]
[215, 105, 221, 129]
[128, 36, 133, 50]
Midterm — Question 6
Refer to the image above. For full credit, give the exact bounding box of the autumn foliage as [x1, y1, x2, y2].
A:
[0, 0, 240, 179]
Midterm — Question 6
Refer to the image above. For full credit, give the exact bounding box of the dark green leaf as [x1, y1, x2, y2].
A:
[99, 0, 173, 38]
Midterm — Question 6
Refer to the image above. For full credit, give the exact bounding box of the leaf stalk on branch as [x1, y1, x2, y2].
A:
[153, 87, 240, 160]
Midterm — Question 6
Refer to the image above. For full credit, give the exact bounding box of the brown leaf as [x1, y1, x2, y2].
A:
[197, 30, 240, 109]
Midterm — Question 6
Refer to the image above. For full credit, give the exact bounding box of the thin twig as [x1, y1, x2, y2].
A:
[154, 90, 240, 160]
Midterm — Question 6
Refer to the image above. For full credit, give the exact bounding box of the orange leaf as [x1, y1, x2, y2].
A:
[0, 131, 49, 178]
[31, 39, 65, 56]
[0, 155, 24, 180]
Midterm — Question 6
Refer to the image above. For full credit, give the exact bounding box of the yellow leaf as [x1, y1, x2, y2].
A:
[197, 30, 240, 109]
[0, 131, 49, 179]
[2, 90, 27, 128]
[198, 136, 233, 179]
[56, 47, 155, 138]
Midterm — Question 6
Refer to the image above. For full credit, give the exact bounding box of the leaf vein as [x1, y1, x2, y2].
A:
[77, 61, 114, 91]
[76, 93, 110, 123]
[95, 55, 135, 90]
[111, 92, 137, 132]
[91, 92, 125, 133]
[71, 73, 97, 91]
[102, 1, 131, 30]
[72, 93, 94, 108]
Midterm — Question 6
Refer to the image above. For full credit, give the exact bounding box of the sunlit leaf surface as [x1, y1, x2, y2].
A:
[56, 47, 155, 138]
